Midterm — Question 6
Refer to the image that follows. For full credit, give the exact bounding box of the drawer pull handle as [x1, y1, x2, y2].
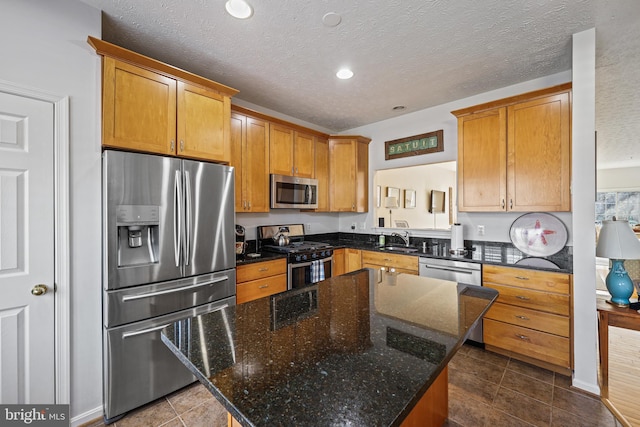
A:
[515, 295, 530, 301]
[515, 276, 529, 280]
[258, 284, 269, 289]
[515, 315, 530, 320]
[258, 268, 269, 272]
[515, 334, 530, 341]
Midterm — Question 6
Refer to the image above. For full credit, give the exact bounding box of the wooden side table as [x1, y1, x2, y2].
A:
[597, 297, 640, 426]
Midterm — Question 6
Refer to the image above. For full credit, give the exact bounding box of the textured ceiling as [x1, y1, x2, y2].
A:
[79, 0, 639, 168]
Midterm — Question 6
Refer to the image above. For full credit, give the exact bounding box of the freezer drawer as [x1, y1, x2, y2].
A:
[103, 296, 235, 421]
[104, 269, 235, 327]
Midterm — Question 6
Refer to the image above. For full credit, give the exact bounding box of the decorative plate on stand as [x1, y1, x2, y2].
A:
[509, 213, 568, 257]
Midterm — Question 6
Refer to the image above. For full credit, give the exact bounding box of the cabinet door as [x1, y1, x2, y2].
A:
[269, 124, 294, 175]
[244, 117, 270, 212]
[457, 108, 507, 211]
[332, 248, 345, 276]
[103, 57, 176, 155]
[329, 139, 356, 211]
[507, 92, 571, 211]
[177, 81, 230, 163]
[230, 113, 245, 211]
[355, 139, 369, 212]
[345, 248, 362, 273]
[314, 137, 329, 211]
[293, 131, 315, 178]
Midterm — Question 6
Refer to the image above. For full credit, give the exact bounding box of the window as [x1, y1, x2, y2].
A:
[595, 191, 640, 225]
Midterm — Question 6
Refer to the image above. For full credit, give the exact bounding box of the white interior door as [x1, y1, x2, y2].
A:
[0, 91, 55, 403]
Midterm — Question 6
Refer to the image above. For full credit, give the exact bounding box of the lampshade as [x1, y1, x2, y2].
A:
[596, 220, 640, 259]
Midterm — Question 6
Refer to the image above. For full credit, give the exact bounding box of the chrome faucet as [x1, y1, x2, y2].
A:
[391, 231, 410, 246]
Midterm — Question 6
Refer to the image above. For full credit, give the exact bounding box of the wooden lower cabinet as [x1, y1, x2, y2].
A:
[361, 251, 419, 282]
[482, 264, 572, 375]
[236, 258, 287, 304]
[333, 248, 346, 276]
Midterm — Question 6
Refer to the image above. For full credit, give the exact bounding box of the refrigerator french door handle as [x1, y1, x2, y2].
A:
[184, 170, 192, 266]
[121, 276, 230, 301]
[122, 324, 171, 339]
[174, 170, 183, 267]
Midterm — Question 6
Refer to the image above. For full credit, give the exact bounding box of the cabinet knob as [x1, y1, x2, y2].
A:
[510, 199, 513, 209]
[515, 315, 530, 320]
[515, 295, 530, 301]
[515, 334, 530, 341]
[515, 276, 530, 280]
[501, 199, 505, 209]
[247, 201, 251, 210]
[258, 284, 269, 289]
[171, 140, 175, 151]
[180, 140, 184, 151]
[258, 267, 269, 272]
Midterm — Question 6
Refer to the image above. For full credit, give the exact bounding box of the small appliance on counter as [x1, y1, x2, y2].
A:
[235, 224, 246, 255]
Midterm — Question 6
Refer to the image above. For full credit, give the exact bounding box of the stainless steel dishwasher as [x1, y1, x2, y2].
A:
[419, 257, 483, 343]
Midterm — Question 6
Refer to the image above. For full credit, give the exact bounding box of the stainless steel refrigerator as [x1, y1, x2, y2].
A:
[102, 150, 236, 422]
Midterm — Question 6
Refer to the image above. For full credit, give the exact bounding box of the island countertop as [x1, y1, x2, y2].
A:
[161, 269, 498, 426]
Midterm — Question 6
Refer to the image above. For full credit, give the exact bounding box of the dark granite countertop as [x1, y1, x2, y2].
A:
[162, 269, 498, 426]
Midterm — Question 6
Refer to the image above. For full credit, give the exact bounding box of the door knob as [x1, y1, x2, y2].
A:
[31, 284, 48, 296]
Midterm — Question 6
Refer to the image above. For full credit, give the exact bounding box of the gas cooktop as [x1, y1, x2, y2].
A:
[263, 241, 332, 253]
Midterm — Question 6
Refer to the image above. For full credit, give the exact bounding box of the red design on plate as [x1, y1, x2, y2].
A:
[527, 219, 556, 247]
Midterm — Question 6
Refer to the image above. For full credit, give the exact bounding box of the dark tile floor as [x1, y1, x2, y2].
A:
[85, 344, 621, 427]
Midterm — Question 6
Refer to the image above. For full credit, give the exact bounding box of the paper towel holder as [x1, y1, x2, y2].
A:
[449, 223, 468, 256]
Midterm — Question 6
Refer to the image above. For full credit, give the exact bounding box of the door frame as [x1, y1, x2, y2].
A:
[0, 79, 70, 404]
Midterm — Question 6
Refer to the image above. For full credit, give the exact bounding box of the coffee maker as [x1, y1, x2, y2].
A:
[235, 224, 246, 255]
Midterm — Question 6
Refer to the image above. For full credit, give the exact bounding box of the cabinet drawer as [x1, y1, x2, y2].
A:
[484, 302, 569, 337]
[484, 318, 570, 368]
[361, 251, 418, 272]
[236, 274, 287, 304]
[484, 283, 570, 316]
[236, 258, 286, 283]
[483, 265, 570, 294]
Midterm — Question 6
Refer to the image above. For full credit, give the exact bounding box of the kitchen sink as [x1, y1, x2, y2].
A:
[379, 246, 419, 253]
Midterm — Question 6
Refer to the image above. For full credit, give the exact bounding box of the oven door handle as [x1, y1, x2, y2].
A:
[290, 257, 332, 268]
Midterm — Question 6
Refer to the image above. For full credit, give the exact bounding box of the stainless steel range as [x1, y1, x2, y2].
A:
[258, 224, 333, 290]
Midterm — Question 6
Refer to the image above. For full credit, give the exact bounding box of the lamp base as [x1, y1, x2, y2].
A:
[606, 259, 634, 307]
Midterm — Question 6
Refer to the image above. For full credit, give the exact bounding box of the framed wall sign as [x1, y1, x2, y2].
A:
[404, 189, 416, 208]
[385, 129, 443, 160]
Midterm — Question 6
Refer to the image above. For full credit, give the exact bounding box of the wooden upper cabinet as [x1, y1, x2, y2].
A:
[102, 57, 177, 155]
[314, 137, 329, 211]
[269, 124, 295, 176]
[177, 81, 231, 162]
[457, 108, 507, 211]
[453, 83, 571, 212]
[329, 136, 371, 212]
[269, 125, 315, 177]
[293, 131, 315, 178]
[230, 113, 270, 212]
[90, 36, 237, 163]
[507, 92, 571, 211]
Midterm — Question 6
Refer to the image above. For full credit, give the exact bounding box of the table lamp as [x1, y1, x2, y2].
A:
[595, 219, 640, 306]
[384, 197, 398, 228]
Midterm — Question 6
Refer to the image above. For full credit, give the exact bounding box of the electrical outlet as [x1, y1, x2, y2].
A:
[306, 223, 312, 232]
[477, 225, 485, 236]
[359, 222, 366, 230]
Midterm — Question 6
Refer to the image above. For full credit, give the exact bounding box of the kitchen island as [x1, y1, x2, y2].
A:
[161, 269, 498, 426]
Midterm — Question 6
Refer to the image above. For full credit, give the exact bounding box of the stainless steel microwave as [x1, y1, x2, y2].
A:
[270, 174, 318, 209]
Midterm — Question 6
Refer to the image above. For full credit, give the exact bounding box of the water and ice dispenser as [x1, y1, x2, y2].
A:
[116, 205, 160, 267]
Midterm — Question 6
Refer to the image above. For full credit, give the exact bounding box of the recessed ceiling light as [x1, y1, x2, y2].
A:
[336, 68, 354, 79]
[225, 0, 253, 19]
[322, 12, 342, 27]
[392, 105, 406, 111]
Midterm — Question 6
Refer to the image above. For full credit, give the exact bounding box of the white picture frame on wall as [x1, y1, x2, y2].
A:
[404, 189, 416, 208]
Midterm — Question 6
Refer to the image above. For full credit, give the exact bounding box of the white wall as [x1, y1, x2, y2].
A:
[571, 28, 599, 394]
[597, 166, 640, 191]
[0, 0, 103, 423]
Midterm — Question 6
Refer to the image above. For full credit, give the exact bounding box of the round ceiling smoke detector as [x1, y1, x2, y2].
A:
[322, 12, 342, 27]
[225, 0, 253, 19]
